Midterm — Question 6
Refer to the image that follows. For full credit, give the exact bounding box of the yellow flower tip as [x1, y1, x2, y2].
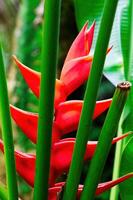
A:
[85, 55, 93, 62]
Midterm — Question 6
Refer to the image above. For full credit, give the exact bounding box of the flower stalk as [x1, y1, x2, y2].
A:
[62, 0, 119, 199]
[80, 82, 131, 200]
[0, 43, 18, 199]
[109, 114, 124, 200]
[33, 0, 61, 199]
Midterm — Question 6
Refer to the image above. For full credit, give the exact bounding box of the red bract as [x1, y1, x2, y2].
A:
[0, 133, 131, 187]
[10, 105, 61, 144]
[6, 22, 118, 197]
[10, 99, 111, 144]
[64, 22, 95, 63]
[55, 99, 112, 134]
[12, 22, 96, 108]
[60, 55, 92, 95]
[48, 173, 133, 200]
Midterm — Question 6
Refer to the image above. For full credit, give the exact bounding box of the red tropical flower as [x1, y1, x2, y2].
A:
[10, 99, 111, 144]
[48, 173, 133, 200]
[0, 133, 131, 187]
[13, 22, 95, 109]
[0, 22, 128, 199]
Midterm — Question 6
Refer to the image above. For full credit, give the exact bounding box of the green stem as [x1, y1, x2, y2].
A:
[80, 82, 131, 200]
[33, 0, 61, 199]
[109, 113, 124, 200]
[62, 0, 118, 200]
[0, 44, 18, 199]
[0, 184, 8, 200]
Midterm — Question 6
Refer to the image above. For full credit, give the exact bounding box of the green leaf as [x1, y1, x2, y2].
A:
[121, 0, 133, 132]
[122, 113, 133, 132]
[104, 62, 124, 86]
[74, 0, 104, 35]
[74, 0, 125, 54]
[74, 0, 126, 85]
[119, 137, 133, 200]
[120, 1, 130, 80]
[120, 0, 133, 84]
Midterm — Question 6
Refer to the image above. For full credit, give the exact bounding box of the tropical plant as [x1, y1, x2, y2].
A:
[0, 0, 133, 200]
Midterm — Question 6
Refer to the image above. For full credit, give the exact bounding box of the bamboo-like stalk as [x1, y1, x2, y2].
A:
[0, 44, 18, 199]
[80, 82, 131, 200]
[0, 184, 8, 200]
[110, 1, 133, 199]
[62, 0, 119, 200]
[33, 0, 61, 199]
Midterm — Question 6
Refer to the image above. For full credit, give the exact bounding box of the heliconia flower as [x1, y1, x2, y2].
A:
[0, 133, 131, 187]
[12, 22, 96, 108]
[51, 133, 131, 178]
[12, 56, 67, 108]
[48, 173, 133, 200]
[55, 99, 112, 134]
[10, 99, 111, 144]
[5, 22, 113, 195]
[10, 105, 61, 144]
[64, 22, 95, 63]
[0, 140, 35, 186]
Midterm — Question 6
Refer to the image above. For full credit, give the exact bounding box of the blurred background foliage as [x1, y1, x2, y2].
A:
[0, 0, 114, 199]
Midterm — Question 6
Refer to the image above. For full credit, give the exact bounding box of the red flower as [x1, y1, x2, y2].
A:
[10, 99, 112, 144]
[0, 22, 123, 198]
[13, 22, 96, 108]
[48, 173, 133, 200]
[0, 133, 131, 187]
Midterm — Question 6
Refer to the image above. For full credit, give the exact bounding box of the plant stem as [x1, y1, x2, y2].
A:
[109, 113, 123, 200]
[0, 44, 18, 199]
[0, 184, 8, 200]
[33, 0, 61, 199]
[80, 82, 131, 200]
[62, 0, 118, 200]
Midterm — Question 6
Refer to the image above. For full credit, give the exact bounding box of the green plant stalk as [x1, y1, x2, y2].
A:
[109, 115, 124, 200]
[62, 0, 118, 200]
[0, 44, 18, 199]
[80, 82, 131, 200]
[33, 0, 61, 199]
[110, 2, 133, 199]
[0, 184, 8, 200]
